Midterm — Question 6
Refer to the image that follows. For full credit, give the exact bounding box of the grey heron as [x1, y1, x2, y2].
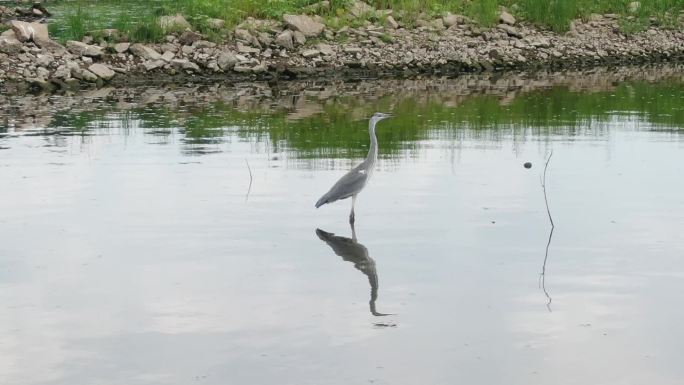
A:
[315, 112, 392, 224]
[316, 223, 391, 316]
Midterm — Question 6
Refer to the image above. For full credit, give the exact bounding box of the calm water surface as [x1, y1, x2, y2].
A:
[1, 69, 684, 385]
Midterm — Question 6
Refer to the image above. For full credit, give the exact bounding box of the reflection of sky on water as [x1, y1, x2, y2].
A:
[0, 78, 684, 384]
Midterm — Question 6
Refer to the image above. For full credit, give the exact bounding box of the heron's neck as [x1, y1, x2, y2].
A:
[366, 121, 378, 166]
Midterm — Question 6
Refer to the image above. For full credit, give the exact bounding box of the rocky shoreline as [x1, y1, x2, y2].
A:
[1, 2, 684, 93]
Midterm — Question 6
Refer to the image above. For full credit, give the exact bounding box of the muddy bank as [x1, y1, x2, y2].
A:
[1, 1, 684, 93]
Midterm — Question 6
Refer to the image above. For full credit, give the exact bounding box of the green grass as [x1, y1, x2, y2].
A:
[47, 0, 684, 43]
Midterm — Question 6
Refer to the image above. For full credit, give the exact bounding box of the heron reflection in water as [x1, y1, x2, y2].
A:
[316, 224, 391, 316]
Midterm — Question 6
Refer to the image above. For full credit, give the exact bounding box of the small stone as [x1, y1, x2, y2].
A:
[302, 49, 320, 58]
[499, 11, 516, 25]
[88, 63, 115, 80]
[385, 15, 399, 29]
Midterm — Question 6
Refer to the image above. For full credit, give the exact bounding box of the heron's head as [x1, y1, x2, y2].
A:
[370, 112, 392, 125]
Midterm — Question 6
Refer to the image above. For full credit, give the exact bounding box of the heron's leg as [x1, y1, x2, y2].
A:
[349, 195, 356, 225]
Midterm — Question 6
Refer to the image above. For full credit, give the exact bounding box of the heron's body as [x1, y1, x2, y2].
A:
[315, 113, 390, 223]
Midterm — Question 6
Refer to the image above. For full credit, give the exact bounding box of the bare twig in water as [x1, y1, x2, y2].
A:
[540, 151, 554, 312]
[245, 159, 253, 203]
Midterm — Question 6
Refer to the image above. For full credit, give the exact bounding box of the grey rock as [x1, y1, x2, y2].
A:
[36, 54, 53, 67]
[257, 32, 273, 46]
[159, 14, 192, 30]
[10, 20, 49, 43]
[143, 59, 165, 71]
[0, 32, 22, 55]
[181, 60, 200, 72]
[499, 11, 516, 26]
[71, 67, 98, 82]
[217, 51, 238, 70]
[233, 63, 252, 73]
[160, 43, 178, 53]
[129, 44, 162, 60]
[293, 31, 306, 46]
[66, 40, 104, 57]
[317, 43, 334, 55]
[443, 13, 459, 28]
[497, 24, 522, 38]
[36, 66, 50, 79]
[179, 31, 202, 45]
[207, 18, 225, 29]
[194, 40, 216, 49]
[251, 62, 267, 73]
[235, 29, 253, 42]
[349, 1, 375, 17]
[53, 65, 71, 80]
[302, 49, 320, 58]
[237, 42, 260, 54]
[385, 15, 399, 29]
[283, 14, 325, 37]
[114, 42, 130, 53]
[88, 63, 115, 80]
[275, 30, 294, 50]
[161, 51, 175, 62]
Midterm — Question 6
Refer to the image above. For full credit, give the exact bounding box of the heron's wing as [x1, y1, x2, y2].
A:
[316, 165, 369, 207]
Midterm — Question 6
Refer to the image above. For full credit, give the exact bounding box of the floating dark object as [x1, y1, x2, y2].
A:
[524, 162, 532, 169]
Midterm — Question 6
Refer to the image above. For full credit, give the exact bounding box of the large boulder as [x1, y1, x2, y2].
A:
[129, 43, 162, 60]
[66, 40, 104, 57]
[9, 20, 49, 43]
[283, 14, 325, 37]
[88, 63, 115, 80]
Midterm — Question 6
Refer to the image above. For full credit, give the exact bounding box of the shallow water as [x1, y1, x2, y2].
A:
[1, 68, 684, 385]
